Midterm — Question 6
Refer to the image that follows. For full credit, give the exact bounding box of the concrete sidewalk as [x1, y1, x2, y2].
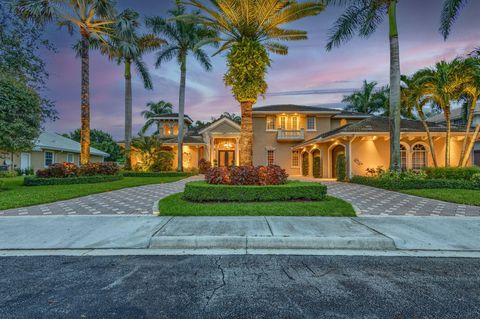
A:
[1, 216, 480, 254]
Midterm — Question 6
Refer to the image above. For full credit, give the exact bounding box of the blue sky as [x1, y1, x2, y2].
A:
[41, 0, 480, 139]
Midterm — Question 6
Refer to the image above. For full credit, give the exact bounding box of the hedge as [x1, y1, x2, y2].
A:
[183, 181, 327, 202]
[122, 171, 194, 177]
[423, 166, 480, 180]
[350, 176, 476, 190]
[24, 174, 124, 186]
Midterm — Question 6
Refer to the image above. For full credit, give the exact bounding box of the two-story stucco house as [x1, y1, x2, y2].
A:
[132, 104, 479, 178]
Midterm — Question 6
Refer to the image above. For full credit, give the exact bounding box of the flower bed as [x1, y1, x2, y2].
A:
[122, 171, 194, 177]
[183, 181, 327, 202]
[206, 165, 288, 185]
[36, 162, 119, 178]
[24, 174, 123, 186]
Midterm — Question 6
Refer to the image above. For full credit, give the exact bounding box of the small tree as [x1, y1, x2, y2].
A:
[336, 154, 347, 181]
[0, 75, 42, 170]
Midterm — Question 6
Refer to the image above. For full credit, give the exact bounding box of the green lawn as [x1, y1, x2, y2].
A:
[0, 176, 187, 210]
[400, 188, 480, 206]
[159, 193, 356, 216]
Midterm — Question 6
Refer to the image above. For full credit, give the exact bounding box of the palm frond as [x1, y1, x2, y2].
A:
[325, 3, 364, 51]
[439, 0, 467, 40]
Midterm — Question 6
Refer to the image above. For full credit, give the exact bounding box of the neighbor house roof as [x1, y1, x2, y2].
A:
[428, 102, 480, 123]
[252, 104, 370, 118]
[162, 136, 205, 145]
[295, 116, 469, 148]
[33, 132, 109, 157]
[152, 113, 193, 124]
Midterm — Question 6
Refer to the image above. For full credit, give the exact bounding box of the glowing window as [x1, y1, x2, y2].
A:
[412, 144, 427, 170]
[267, 150, 275, 165]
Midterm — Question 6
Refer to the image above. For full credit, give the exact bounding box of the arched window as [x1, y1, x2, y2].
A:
[400, 144, 407, 171]
[412, 144, 427, 170]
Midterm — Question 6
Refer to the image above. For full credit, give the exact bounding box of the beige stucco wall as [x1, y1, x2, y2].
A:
[0, 150, 104, 173]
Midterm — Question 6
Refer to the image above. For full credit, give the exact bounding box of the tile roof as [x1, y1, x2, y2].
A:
[33, 132, 109, 157]
[253, 104, 339, 113]
[162, 136, 205, 144]
[153, 113, 194, 124]
[302, 116, 468, 144]
[428, 102, 480, 123]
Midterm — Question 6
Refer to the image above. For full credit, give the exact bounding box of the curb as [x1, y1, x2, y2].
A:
[149, 235, 396, 250]
[152, 200, 160, 216]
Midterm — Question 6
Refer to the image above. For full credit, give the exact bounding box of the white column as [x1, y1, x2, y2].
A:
[235, 137, 240, 166]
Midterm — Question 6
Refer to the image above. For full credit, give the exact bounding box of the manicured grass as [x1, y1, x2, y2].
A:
[159, 193, 356, 216]
[400, 188, 480, 206]
[0, 176, 188, 210]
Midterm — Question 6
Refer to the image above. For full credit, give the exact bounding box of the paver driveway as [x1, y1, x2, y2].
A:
[1, 176, 479, 216]
[0, 176, 201, 217]
[323, 181, 480, 217]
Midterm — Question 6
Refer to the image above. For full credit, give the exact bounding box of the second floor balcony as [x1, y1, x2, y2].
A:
[277, 129, 305, 142]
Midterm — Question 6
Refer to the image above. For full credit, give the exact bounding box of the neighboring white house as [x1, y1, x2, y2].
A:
[0, 132, 109, 172]
[428, 102, 480, 166]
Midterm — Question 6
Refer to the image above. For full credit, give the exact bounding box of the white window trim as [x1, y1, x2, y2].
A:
[306, 116, 316, 131]
[291, 116, 299, 130]
[265, 116, 276, 131]
[44, 151, 54, 167]
[291, 150, 300, 168]
[279, 116, 287, 130]
[67, 153, 74, 163]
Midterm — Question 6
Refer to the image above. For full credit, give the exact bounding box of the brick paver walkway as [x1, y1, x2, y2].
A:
[0, 176, 201, 217]
[1, 176, 479, 217]
[323, 181, 480, 217]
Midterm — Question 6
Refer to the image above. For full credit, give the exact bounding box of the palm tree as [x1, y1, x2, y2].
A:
[416, 59, 470, 167]
[141, 101, 174, 134]
[440, 0, 469, 40]
[16, 0, 116, 165]
[93, 9, 164, 170]
[342, 80, 387, 114]
[186, 0, 324, 166]
[146, 3, 216, 172]
[458, 57, 480, 166]
[325, 0, 402, 172]
[401, 74, 438, 167]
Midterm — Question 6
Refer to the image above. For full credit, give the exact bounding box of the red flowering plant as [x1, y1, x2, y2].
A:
[36, 162, 119, 178]
[36, 163, 78, 178]
[205, 165, 288, 185]
[198, 158, 211, 174]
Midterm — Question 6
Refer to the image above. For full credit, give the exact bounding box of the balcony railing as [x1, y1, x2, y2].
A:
[277, 129, 305, 142]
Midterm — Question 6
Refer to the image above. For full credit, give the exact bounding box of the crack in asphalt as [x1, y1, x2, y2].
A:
[203, 256, 226, 312]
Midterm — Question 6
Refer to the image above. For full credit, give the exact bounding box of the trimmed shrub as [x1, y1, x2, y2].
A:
[198, 158, 211, 174]
[24, 174, 123, 186]
[36, 162, 119, 178]
[472, 173, 480, 188]
[336, 154, 346, 181]
[0, 170, 18, 178]
[205, 165, 288, 185]
[351, 175, 476, 190]
[122, 171, 193, 177]
[423, 166, 480, 180]
[183, 181, 327, 202]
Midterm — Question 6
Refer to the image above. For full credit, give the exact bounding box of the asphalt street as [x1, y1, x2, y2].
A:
[1, 255, 479, 318]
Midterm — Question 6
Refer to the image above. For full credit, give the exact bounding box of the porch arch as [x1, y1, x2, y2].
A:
[328, 143, 346, 178]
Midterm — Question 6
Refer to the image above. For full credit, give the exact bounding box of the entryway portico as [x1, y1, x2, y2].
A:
[199, 117, 241, 167]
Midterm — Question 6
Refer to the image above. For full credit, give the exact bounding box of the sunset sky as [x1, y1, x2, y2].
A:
[41, 0, 480, 139]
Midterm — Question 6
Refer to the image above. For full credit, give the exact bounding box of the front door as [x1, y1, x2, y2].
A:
[20, 153, 31, 170]
[218, 150, 235, 167]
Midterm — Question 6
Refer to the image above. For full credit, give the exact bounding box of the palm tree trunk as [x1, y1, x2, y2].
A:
[445, 107, 452, 167]
[459, 96, 478, 166]
[239, 100, 253, 166]
[80, 34, 90, 165]
[418, 108, 438, 167]
[462, 124, 480, 167]
[388, 0, 401, 172]
[124, 59, 133, 170]
[177, 53, 186, 172]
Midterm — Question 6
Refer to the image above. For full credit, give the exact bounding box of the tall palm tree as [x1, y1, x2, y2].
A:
[186, 0, 324, 166]
[342, 80, 387, 114]
[94, 9, 164, 170]
[141, 101, 174, 134]
[401, 74, 438, 167]
[416, 59, 470, 167]
[325, 0, 402, 172]
[16, 0, 116, 164]
[146, 3, 216, 172]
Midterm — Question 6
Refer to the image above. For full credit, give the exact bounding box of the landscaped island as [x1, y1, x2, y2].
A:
[159, 165, 355, 216]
